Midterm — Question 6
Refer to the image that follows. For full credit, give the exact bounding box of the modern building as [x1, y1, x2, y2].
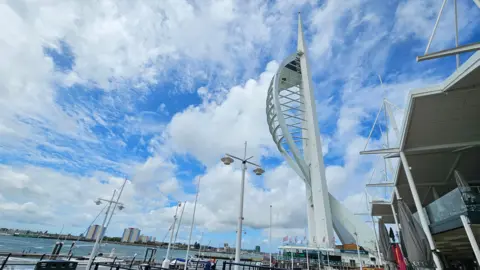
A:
[364, 50, 480, 267]
[278, 245, 376, 268]
[266, 13, 376, 255]
[139, 235, 155, 243]
[255, 246, 261, 253]
[85, 225, 104, 241]
[121, 228, 141, 243]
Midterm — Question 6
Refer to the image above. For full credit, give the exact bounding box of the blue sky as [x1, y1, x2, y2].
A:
[1, 0, 480, 252]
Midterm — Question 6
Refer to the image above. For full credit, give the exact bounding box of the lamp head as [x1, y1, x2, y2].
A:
[221, 156, 234, 165]
[253, 167, 265, 176]
[118, 205, 125, 211]
[95, 199, 102, 205]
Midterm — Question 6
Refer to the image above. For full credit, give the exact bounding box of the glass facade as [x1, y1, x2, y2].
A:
[425, 186, 480, 225]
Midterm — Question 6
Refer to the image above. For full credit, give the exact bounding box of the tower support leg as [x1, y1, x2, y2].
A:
[306, 187, 316, 246]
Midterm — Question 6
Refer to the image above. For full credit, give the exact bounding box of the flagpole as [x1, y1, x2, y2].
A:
[327, 246, 330, 267]
[269, 205, 272, 267]
[306, 247, 309, 270]
[327, 249, 330, 268]
[290, 248, 294, 269]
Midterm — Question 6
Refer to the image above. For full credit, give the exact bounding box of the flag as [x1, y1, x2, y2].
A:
[283, 236, 288, 242]
[295, 236, 298, 244]
[322, 236, 325, 243]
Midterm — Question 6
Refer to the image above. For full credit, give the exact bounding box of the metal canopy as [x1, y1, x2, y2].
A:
[399, 51, 480, 151]
[402, 90, 480, 150]
[363, 52, 480, 212]
[393, 52, 480, 209]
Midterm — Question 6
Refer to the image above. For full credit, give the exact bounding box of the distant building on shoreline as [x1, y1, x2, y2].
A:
[139, 235, 156, 243]
[86, 225, 104, 240]
[122, 228, 141, 243]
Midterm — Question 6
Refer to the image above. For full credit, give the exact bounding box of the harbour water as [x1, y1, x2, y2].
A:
[1, 235, 198, 260]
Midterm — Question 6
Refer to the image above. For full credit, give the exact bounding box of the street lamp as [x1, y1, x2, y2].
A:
[85, 186, 126, 270]
[221, 141, 264, 268]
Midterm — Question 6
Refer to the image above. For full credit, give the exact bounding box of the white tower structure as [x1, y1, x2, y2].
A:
[266, 14, 377, 251]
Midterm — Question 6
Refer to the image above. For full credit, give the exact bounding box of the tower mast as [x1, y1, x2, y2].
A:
[297, 13, 334, 245]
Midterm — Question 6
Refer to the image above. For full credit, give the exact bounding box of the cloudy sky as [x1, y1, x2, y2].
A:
[1, 0, 479, 251]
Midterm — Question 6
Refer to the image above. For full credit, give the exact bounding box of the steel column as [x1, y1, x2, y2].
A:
[460, 215, 480, 266]
[399, 152, 443, 269]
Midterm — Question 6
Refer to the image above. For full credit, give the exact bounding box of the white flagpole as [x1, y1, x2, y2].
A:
[163, 203, 181, 268]
[290, 248, 294, 269]
[174, 201, 187, 244]
[316, 247, 320, 269]
[306, 247, 309, 270]
[327, 238, 330, 268]
[269, 205, 272, 267]
[327, 249, 330, 268]
[184, 179, 201, 270]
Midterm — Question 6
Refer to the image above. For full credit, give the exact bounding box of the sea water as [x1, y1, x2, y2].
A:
[0, 235, 189, 260]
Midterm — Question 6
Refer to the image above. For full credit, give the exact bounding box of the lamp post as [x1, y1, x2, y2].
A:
[99, 178, 128, 247]
[86, 190, 125, 270]
[221, 141, 265, 269]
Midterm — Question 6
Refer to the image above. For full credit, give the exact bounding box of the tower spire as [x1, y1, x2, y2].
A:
[297, 12, 306, 54]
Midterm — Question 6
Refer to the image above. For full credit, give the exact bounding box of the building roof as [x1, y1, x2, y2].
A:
[368, 51, 480, 218]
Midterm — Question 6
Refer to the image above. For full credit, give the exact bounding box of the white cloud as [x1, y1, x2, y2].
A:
[0, 0, 307, 171]
[165, 61, 280, 166]
[393, 0, 479, 50]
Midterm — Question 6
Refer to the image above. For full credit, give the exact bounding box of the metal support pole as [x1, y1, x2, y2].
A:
[327, 249, 330, 268]
[163, 203, 181, 268]
[100, 178, 127, 247]
[370, 217, 382, 266]
[355, 233, 363, 270]
[184, 180, 201, 270]
[425, 0, 448, 55]
[475, 0, 480, 8]
[390, 203, 401, 238]
[234, 160, 246, 269]
[400, 152, 443, 269]
[1, 253, 11, 270]
[306, 248, 310, 270]
[460, 215, 480, 265]
[290, 249, 294, 269]
[222, 141, 264, 270]
[454, 0, 460, 69]
[86, 190, 116, 270]
[174, 201, 187, 244]
[269, 205, 272, 267]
